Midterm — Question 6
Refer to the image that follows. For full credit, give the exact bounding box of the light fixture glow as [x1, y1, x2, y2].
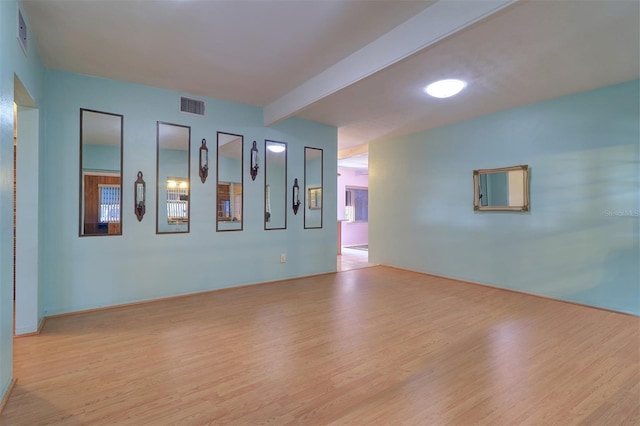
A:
[424, 79, 466, 98]
[267, 145, 286, 153]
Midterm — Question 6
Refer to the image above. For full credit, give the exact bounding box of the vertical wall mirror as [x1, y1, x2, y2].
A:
[156, 122, 191, 234]
[304, 147, 323, 229]
[264, 140, 287, 230]
[473, 165, 530, 211]
[79, 109, 123, 236]
[217, 132, 243, 231]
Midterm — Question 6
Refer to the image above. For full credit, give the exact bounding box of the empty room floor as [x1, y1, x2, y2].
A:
[337, 246, 376, 272]
[2, 266, 639, 424]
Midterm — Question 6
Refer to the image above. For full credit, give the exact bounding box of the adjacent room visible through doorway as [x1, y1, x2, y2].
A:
[337, 152, 374, 271]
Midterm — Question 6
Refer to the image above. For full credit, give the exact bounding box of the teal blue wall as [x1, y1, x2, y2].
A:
[83, 144, 120, 172]
[487, 172, 508, 206]
[370, 80, 640, 315]
[41, 69, 337, 316]
[218, 151, 242, 183]
[0, 0, 44, 405]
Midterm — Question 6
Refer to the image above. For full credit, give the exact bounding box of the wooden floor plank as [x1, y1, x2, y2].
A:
[2, 266, 638, 424]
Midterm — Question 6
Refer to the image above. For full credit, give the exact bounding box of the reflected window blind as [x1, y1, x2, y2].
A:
[345, 187, 368, 222]
[99, 185, 121, 223]
[167, 179, 188, 223]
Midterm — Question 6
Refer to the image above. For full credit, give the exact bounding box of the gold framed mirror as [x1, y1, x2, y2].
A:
[473, 165, 529, 211]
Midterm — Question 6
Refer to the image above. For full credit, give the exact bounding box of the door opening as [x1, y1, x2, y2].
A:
[13, 103, 17, 302]
[337, 154, 373, 272]
[14, 75, 40, 336]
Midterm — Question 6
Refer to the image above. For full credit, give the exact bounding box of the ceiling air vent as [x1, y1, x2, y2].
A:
[180, 96, 205, 116]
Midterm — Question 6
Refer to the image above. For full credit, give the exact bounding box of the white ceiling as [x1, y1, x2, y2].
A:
[338, 154, 368, 171]
[82, 110, 121, 146]
[218, 133, 242, 160]
[158, 122, 190, 151]
[23, 0, 431, 107]
[302, 0, 640, 149]
[23, 0, 640, 157]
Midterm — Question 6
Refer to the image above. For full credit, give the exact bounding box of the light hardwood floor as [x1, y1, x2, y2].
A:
[2, 266, 639, 425]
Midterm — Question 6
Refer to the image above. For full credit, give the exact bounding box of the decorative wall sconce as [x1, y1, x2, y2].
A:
[292, 178, 301, 215]
[199, 138, 209, 183]
[134, 171, 146, 222]
[250, 140, 259, 181]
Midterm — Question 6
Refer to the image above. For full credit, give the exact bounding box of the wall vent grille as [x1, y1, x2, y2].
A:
[180, 97, 205, 116]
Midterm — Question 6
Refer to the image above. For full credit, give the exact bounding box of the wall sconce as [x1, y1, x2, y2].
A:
[250, 140, 259, 181]
[292, 178, 301, 215]
[199, 138, 209, 183]
[134, 171, 146, 222]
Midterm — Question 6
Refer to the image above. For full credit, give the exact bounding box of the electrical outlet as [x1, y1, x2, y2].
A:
[280, 253, 286, 263]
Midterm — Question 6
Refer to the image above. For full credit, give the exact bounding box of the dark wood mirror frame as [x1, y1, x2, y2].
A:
[216, 131, 244, 232]
[79, 108, 124, 237]
[264, 140, 287, 230]
[156, 121, 191, 234]
[304, 147, 323, 229]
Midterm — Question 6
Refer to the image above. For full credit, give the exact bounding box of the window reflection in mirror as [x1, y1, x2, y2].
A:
[217, 132, 243, 231]
[79, 109, 123, 236]
[473, 165, 529, 211]
[304, 147, 323, 229]
[264, 140, 287, 230]
[156, 122, 190, 233]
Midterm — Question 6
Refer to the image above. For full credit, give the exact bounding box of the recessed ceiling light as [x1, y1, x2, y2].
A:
[424, 79, 466, 98]
[267, 145, 286, 153]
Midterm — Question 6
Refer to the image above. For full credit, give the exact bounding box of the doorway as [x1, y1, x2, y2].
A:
[14, 75, 40, 335]
[337, 153, 374, 272]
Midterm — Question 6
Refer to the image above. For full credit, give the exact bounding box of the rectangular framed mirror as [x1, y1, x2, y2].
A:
[217, 132, 243, 231]
[264, 140, 287, 230]
[304, 147, 323, 229]
[156, 122, 191, 234]
[473, 165, 529, 211]
[79, 109, 123, 237]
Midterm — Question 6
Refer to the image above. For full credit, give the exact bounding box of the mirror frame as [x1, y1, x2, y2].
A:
[216, 131, 244, 232]
[79, 108, 124, 237]
[264, 140, 288, 230]
[473, 164, 529, 212]
[303, 146, 323, 229]
[156, 121, 191, 234]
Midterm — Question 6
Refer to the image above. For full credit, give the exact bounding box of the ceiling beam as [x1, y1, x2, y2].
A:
[338, 143, 368, 160]
[264, 0, 518, 126]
